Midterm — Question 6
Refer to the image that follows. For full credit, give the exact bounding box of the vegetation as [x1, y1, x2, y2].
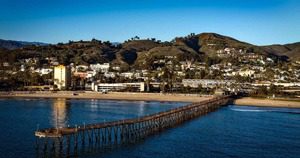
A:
[0, 33, 300, 94]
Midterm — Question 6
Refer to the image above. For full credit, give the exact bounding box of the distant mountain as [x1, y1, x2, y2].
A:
[262, 42, 300, 60]
[0, 39, 48, 50]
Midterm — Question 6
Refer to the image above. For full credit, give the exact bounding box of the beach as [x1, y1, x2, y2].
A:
[234, 97, 300, 108]
[0, 91, 212, 103]
[1, 92, 300, 108]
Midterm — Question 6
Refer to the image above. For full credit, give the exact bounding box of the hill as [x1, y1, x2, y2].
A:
[0, 33, 299, 68]
[0, 39, 48, 50]
[262, 42, 300, 60]
[115, 39, 160, 65]
[0, 40, 118, 65]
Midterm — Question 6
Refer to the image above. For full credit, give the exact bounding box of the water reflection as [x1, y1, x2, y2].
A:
[51, 98, 70, 128]
[138, 101, 146, 117]
[90, 99, 100, 111]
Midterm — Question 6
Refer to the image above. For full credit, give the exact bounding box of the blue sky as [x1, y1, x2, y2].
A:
[0, 0, 299, 45]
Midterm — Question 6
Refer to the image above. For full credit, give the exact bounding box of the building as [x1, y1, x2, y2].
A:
[214, 88, 226, 96]
[94, 82, 145, 92]
[112, 66, 121, 71]
[104, 72, 117, 78]
[73, 70, 95, 79]
[90, 63, 110, 72]
[182, 79, 235, 88]
[120, 72, 137, 79]
[252, 82, 300, 87]
[24, 85, 54, 91]
[238, 70, 255, 77]
[2, 62, 10, 67]
[35, 68, 53, 75]
[54, 65, 71, 90]
[20, 65, 25, 72]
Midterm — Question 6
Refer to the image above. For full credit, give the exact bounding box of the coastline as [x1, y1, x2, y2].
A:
[1, 92, 300, 108]
[234, 97, 300, 108]
[0, 92, 212, 103]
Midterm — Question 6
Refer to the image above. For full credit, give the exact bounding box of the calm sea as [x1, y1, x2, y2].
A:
[0, 98, 299, 158]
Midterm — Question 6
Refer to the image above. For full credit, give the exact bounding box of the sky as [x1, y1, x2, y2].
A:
[0, 0, 299, 45]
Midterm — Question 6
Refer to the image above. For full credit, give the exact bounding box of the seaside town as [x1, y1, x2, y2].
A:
[1, 1, 300, 158]
[1, 39, 300, 98]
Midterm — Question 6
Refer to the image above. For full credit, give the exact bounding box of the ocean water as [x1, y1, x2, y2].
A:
[0, 98, 299, 158]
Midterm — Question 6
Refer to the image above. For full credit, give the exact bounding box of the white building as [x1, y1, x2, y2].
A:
[54, 65, 71, 90]
[2, 62, 10, 67]
[90, 63, 110, 72]
[35, 68, 53, 75]
[20, 65, 25, 72]
[112, 66, 121, 71]
[252, 82, 300, 87]
[119, 72, 142, 79]
[238, 70, 255, 77]
[86, 70, 97, 78]
[182, 79, 235, 88]
[104, 72, 117, 78]
[94, 82, 145, 92]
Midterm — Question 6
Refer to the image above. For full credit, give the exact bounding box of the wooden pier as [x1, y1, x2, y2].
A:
[35, 96, 231, 157]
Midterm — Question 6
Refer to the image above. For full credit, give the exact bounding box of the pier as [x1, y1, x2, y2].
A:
[35, 96, 231, 157]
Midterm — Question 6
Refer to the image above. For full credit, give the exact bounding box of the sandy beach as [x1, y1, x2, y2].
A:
[0, 91, 212, 103]
[234, 97, 300, 108]
[1, 92, 300, 108]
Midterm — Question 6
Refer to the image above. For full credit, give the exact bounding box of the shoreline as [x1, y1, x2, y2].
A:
[1, 92, 300, 108]
[234, 97, 300, 108]
[0, 92, 212, 103]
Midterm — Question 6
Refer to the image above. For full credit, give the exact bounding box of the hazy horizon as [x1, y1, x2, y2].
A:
[0, 0, 299, 45]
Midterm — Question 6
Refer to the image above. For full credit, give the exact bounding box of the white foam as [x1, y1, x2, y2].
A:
[230, 108, 269, 112]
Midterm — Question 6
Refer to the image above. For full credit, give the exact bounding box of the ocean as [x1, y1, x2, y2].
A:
[0, 98, 299, 158]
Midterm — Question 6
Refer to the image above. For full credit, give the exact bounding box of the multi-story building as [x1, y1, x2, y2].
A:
[90, 63, 110, 72]
[94, 82, 145, 92]
[54, 65, 71, 90]
[182, 79, 235, 88]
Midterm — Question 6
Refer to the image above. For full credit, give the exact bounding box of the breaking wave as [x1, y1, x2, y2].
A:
[229, 105, 300, 114]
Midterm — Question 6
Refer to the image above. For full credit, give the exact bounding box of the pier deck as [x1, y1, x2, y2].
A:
[35, 96, 231, 157]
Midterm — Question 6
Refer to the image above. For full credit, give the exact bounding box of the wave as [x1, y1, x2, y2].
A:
[229, 105, 300, 114]
[230, 108, 270, 112]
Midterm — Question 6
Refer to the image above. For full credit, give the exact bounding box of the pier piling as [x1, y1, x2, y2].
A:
[35, 96, 231, 157]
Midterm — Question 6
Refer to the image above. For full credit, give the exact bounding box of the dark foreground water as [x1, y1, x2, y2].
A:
[0, 98, 299, 158]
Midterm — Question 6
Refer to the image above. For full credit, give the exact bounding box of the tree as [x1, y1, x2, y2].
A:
[134, 36, 140, 40]
[199, 70, 206, 79]
[269, 84, 279, 95]
[256, 86, 268, 96]
[204, 56, 221, 66]
[185, 69, 195, 79]
[197, 84, 203, 93]
[103, 41, 112, 46]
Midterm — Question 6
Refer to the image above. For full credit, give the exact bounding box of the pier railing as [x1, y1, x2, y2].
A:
[35, 96, 231, 157]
